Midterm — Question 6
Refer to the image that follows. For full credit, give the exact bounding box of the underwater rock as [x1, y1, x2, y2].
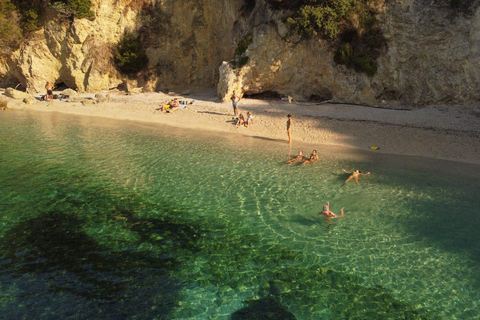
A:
[231, 297, 296, 320]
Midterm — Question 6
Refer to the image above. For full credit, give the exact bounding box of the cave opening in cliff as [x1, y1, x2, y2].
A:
[241, 0, 256, 16]
[243, 91, 282, 100]
[54, 82, 69, 91]
[309, 93, 333, 102]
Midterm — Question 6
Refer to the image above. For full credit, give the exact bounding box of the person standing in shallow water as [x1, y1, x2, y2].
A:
[286, 114, 293, 144]
[231, 90, 240, 117]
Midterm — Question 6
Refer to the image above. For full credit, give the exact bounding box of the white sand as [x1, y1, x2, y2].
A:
[5, 89, 480, 164]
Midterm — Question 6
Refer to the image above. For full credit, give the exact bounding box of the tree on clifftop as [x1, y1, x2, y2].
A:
[0, 0, 23, 53]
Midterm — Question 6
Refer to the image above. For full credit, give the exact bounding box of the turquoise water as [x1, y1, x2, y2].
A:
[1, 110, 480, 319]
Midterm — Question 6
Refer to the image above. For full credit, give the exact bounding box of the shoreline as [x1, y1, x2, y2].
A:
[4, 90, 480, 165]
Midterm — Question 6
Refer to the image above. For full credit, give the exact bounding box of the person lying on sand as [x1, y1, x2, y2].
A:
[167, 98, 180, 112]
[319, 202, 344, 219]
[302, 150, 318, 165]
[286, 151, 304, 163]
[342, 169, 371, 184]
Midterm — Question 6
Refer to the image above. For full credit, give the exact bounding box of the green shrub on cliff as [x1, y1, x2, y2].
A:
[0, 0, 23, 49]
[49, 0, 94, 19]
[267, 0, 386, 76]
[8, 0, 93, 34]
[231, 34, 253, 69]
[286, 2, 352, 39]
[113, 33, 149, 75]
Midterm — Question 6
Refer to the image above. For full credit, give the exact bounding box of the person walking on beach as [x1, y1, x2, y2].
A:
[342, 169, 371, 184]
[286, 114, 293, 144]
[231, 90, 240, 117]
[319, 202, 344, 219]
[302, 150, 318, 165]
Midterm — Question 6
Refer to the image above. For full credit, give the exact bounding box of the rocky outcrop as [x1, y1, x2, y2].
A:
[5, 88, 35, 100]
[219, 0, 480, 105]
[1, 0, 480, 105]
[0, 0, 243, 94]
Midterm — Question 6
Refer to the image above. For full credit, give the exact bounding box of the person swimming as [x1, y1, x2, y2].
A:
[286, 150, 304, 163]
[302, 150, 318, 165]
[342, 169, 371, 184]
[319, 202, 344, 219]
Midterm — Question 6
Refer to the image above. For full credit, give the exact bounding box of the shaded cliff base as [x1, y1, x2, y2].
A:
[2, 88, 480, 165]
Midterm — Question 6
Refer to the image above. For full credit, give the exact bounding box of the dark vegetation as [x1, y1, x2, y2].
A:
[48, 0, 94, 19]
[241, 0, 257, 16]
[449, 0, 478, 12]
[231, 34, 253, 69]
[22, 0, 93, 29]
[0, 0, 94, 54]
[266, 0, 386, 76]
[0, 0, 22, 51]
[266, 0, 480, 75]
[113, 32, 149, 75]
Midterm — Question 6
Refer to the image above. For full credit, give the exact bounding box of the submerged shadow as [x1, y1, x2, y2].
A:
[0, 205, 202, 318]
[291, 214, 320, 227]
[231, 297, 296, 320]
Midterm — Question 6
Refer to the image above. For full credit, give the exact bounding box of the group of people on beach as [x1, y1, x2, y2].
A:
[156, 97, 188, 113]
[231, 91, 254, 127]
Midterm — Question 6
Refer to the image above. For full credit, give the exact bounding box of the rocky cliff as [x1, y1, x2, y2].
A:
[1, 0, 479, 105]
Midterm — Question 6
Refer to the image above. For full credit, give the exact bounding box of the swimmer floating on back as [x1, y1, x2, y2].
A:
[286, 150, 304, 163]
[342, 169, 371, 184]
[302, 150, 318, 165]
[319, 202, 344, 219]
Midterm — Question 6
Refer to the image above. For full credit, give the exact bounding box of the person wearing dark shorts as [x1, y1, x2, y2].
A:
[45, 82, 54, 101]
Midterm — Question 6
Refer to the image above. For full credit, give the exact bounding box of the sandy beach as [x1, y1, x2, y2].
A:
[3, 89, 480, 165]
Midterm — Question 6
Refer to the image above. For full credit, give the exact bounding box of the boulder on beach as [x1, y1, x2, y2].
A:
[5, 88, 35, 100]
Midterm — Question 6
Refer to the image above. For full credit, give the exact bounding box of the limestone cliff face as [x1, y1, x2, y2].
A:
[1, 0, 480, 105]
[219, 0, 480, 105]
[0, 0, 243, 93]
[1, 1, 139, 93]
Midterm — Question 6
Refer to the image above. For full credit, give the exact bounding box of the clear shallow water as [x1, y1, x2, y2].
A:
[1, 111, 479, 320]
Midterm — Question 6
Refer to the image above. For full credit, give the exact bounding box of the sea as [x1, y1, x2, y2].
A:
[1, 110, 479, 319]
